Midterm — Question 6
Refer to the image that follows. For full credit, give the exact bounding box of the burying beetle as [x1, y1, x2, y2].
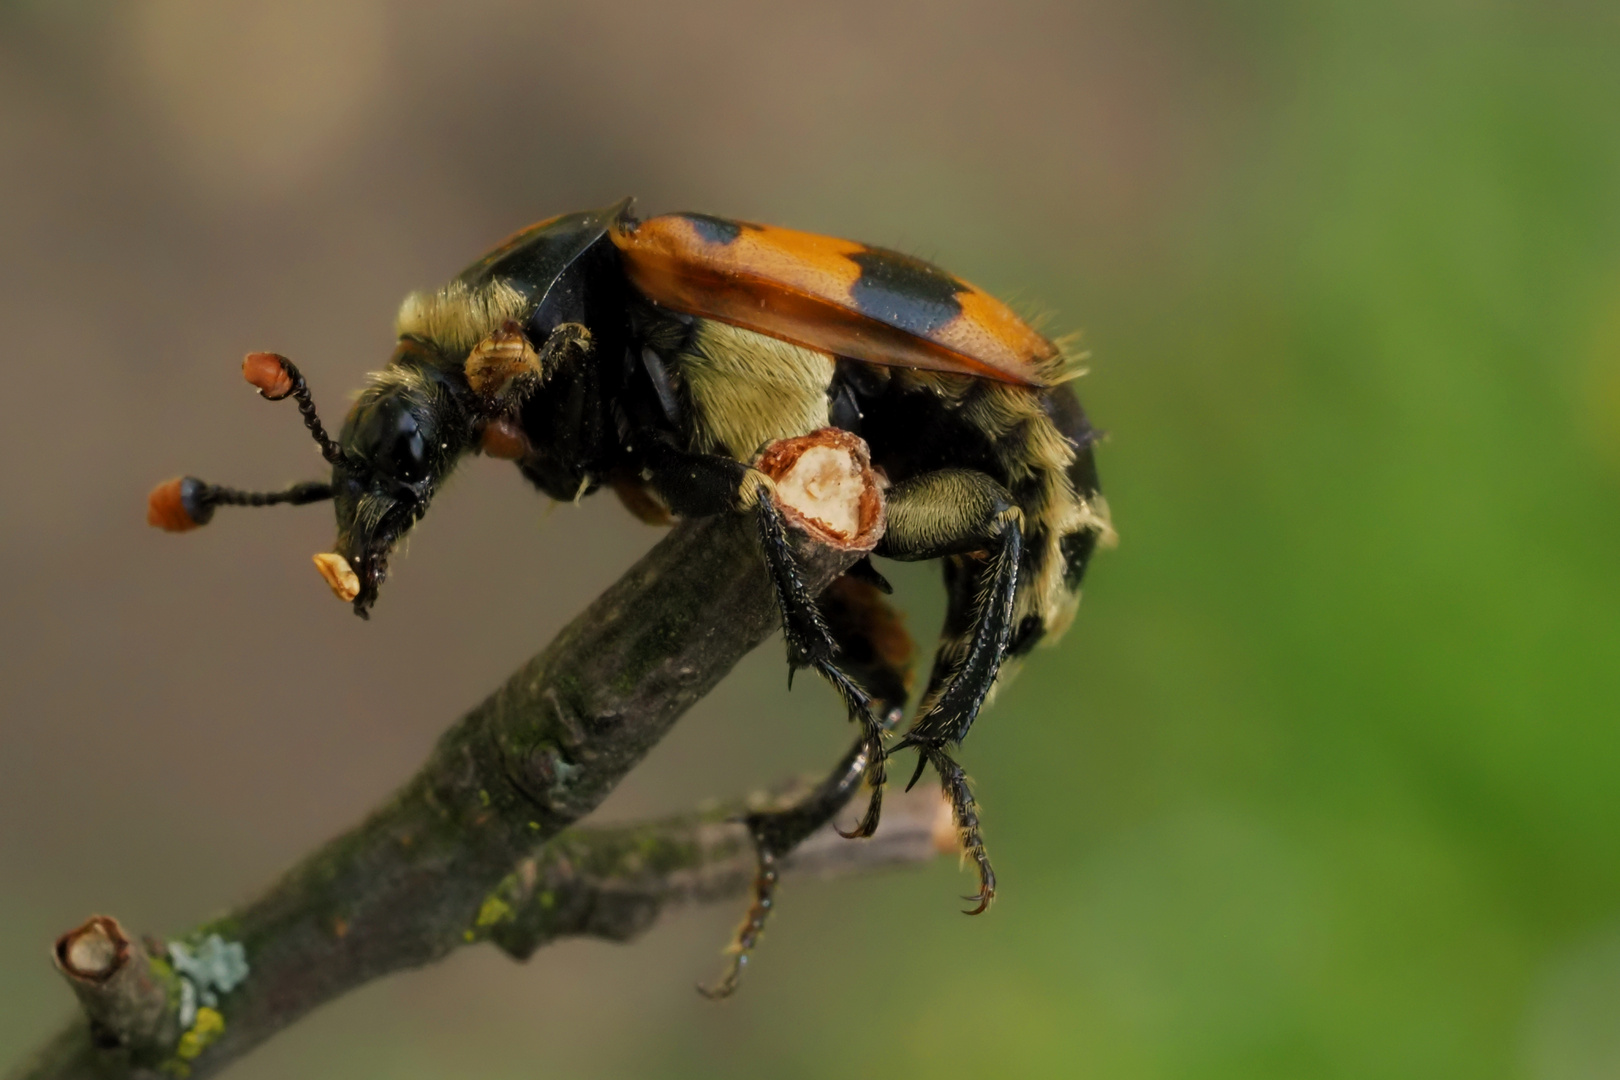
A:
[148, 200, 1114, 995]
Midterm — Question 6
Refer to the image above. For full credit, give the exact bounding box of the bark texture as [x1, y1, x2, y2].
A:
[9, 513, 936, 1080]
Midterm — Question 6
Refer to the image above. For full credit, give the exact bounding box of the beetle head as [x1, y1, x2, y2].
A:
[327, 362, 471, 617]
[147, 348, 476, 619]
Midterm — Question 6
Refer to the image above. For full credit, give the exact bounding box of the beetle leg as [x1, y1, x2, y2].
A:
[698, 734, 873, 1000]
[897, 545, 1017, 915]
[465, 321, 591, 413]
[817, 574, 913, 828]
[700, 576, 912, 998]
[893, 558, 1009, 915]
[918, 741, 997, 915]
[737, 481, 894, 829]
[750, 483, 841, 667]
[878, 469, 1024, 745]
[896, 513, 1022, 748]
[876, 469, 1025, 913]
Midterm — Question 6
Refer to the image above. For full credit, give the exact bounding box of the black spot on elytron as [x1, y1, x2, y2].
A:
[847, 247, 965, 336]
[681, 213, 744, 245]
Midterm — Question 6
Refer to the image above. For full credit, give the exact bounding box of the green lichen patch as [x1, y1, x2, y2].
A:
[175, 1007, 225, 1060]
[160, 1006, 226, 1078]
[474, 895, 514, 929]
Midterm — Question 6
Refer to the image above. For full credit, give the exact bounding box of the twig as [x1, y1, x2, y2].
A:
[8, 512, 935, 1080]
[479, 783, 945, 960]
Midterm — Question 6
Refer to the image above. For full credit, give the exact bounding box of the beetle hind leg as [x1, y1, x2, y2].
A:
[894, 505, 1023, 748]
[697, 734, 876, 1000]
[894, 533, 1019, 915]
[875, 468, 1028, 914]
[913, 742, 996, 914]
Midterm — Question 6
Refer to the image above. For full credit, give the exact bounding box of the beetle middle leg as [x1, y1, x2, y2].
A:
[699, 575, 913, 997]
[638, 435, 894, 819]
[876, 468, 1026, 914]
[643, 434, 896, 769]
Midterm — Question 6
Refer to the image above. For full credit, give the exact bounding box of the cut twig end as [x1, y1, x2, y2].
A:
[47, 915, 179, 1063]
[757, 428, 885, 551]
[54, 917, 129, 984]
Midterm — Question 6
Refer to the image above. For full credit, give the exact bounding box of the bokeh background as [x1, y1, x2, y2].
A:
[2, 1, 1619, 1077]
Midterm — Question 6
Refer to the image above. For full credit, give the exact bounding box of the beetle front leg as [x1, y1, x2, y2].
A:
[464, 320, 592, 413]
[637, 443, 886, 805]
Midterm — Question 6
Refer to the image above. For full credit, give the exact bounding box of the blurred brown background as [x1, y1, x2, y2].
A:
[4, 1, 1620, 1078]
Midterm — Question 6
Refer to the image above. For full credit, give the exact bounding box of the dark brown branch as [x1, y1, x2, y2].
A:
[9, 511, 935, 1080]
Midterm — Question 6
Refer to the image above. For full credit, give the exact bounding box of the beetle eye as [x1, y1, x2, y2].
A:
[381, 412, 428, 482]
[354, 398, 429, 483]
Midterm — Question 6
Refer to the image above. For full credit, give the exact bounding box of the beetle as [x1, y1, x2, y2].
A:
[148, 199, 1114, 995]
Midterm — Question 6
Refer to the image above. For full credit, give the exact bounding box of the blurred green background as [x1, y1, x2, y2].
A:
[2, 1, 1618, 1077]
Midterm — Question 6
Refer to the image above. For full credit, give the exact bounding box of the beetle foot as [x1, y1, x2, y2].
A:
[801, 658, 889, 840]
[834, 724, 887, 839]
[697, 841, 778, 999]
[698, 727, 884, 997]
[894, 738, 996, 914]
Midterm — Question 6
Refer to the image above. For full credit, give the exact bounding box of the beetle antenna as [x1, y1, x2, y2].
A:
[148, 477, 332, 532]
[242, 352, 343, 464]
[146, 352, 342, 533]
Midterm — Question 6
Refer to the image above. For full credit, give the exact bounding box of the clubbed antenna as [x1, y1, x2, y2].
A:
[242, 352, 342, 464]
[146, 352, 338, 533]
[148, 476, 332, 532]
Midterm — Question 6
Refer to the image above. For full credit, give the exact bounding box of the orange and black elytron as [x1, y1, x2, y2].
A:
[149, 200, 1114, 995]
